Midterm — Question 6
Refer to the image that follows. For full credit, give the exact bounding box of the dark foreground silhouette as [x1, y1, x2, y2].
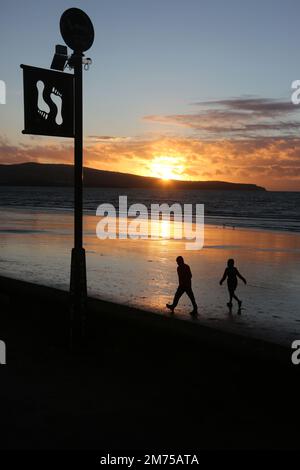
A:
[166, 256, 198, 317]
[220, 258, 247, 314]
[0, 275, 299, 451]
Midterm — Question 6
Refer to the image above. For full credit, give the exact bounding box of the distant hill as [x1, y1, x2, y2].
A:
[0, 163, 266, 191]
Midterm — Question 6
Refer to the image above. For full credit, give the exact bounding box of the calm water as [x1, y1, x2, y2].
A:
[1, 186, 300, 232]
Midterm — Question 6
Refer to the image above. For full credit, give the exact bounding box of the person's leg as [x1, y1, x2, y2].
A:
[233, 292, 242, 309]
[230, 282, 240, 303]
[228, 289, 233, 307]
[229, 284, 242, 309]
[167, 286, 184, 311]
[186, 287, 198, 311]
[172, 286, 184, 308]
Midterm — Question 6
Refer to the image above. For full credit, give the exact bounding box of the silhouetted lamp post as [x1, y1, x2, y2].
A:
[59, 8, 94, 347]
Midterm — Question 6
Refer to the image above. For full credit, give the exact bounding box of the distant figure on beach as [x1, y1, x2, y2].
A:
[166, 256, 198, 317]
[219, 258, 246, 312]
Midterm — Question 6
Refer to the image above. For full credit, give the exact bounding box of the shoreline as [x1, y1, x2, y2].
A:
[1, 204, 300, 235]
[0, 274, 290, 363]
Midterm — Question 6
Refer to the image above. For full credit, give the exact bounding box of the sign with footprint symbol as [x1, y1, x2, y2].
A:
[21, 65, 74, 137]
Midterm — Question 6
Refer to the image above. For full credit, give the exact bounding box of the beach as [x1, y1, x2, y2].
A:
[2, 0, 300, 455]
[1, 207, 300, 346]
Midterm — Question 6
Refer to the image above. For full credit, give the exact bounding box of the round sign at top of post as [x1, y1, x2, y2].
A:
[60, 8, 94, 53]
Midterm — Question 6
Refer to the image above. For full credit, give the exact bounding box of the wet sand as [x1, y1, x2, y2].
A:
[1, 208, 300, 345]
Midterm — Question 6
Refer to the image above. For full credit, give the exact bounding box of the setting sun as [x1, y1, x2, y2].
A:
[149, 156, 185, 181]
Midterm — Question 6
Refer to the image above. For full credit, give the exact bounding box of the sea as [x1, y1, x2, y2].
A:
[0, 186, 300, 232]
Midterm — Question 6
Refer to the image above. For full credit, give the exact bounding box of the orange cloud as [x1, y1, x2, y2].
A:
[2, 96, 300, 189]
[1, 133, 300, 190]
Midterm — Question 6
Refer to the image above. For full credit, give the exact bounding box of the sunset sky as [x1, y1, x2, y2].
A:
[1, 0, 300, 190]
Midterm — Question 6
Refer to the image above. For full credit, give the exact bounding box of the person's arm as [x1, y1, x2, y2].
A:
[236, 269, 247, 284]
[188, 265, 192, 279]
[219, 269, 228, 285]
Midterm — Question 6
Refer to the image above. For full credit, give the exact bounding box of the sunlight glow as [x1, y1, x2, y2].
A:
[149, 155, 185, 181]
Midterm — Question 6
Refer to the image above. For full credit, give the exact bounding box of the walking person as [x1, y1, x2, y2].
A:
[166, 256, 198, 317]
[219, 258, 246, 313]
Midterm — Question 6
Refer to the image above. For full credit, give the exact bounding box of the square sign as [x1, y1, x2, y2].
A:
[21, 65, 74, 138]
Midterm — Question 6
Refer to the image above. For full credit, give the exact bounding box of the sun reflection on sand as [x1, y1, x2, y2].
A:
[1, 208, 300, 345]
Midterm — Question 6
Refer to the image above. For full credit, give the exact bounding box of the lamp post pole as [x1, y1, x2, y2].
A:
[59, 8, 94, 348]
[74, 51, 83, 252]
[70, 50, 87, 348]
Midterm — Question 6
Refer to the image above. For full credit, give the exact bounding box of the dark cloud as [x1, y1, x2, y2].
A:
[195, 98, 295, 116]
[144, 97, 300, 138]
[87, 135, 130, 142]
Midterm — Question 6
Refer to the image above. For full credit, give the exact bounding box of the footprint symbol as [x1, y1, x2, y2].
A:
[50, 87, 63, 125]
[36, 80, 50, 120]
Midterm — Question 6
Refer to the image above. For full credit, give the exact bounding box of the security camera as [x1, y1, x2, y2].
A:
[51, 45, 69, 71]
